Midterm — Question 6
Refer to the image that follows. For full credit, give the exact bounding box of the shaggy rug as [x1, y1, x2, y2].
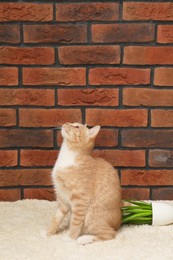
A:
[0, 200, 173, 260]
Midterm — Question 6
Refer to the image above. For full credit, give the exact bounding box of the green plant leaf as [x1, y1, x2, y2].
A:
[121, 200, 153, 225]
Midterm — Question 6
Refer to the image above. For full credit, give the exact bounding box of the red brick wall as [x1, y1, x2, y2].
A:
[0, 1, 173, 201]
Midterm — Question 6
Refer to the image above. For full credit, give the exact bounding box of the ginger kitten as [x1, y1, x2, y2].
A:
[47, 122, 121, 245]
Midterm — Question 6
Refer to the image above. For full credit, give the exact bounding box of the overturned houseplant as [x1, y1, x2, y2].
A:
[122, 200, 173, 226]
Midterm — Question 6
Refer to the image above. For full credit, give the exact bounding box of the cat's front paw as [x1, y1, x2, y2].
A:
[77, 235, 95, 245]
[46, 225, 59, 237]
[40, 229, 56, 238]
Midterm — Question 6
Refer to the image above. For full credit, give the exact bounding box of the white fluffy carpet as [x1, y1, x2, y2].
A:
[0, 200, 173, 260]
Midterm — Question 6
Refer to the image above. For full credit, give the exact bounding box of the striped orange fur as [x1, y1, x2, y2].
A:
[47, 123, 121, 245]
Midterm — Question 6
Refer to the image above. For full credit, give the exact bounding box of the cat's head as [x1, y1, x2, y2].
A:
[61, 122, 100, 152]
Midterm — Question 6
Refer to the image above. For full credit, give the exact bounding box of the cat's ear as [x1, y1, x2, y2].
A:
[89, 125, 100, 139]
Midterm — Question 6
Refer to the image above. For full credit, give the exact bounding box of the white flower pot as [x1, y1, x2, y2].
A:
[152, 202, 173, 226]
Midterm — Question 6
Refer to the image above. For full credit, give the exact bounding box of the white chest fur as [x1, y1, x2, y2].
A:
[52, 141, 77, 178]
[52, 141, 77, 204]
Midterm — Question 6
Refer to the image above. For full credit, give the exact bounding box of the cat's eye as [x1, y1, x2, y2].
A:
[73, 125, 79, 128]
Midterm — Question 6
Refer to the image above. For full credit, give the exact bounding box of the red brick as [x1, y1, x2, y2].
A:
[0, 47, 54, 65]
[121, 169, 173, 186]
[24, 24, 87, 43]
[57, 129, 118, 147]
[0, 3, 53, 22]
[122, 129, 173, 148]
[24, 188, 55, 201]
[23, 68, 86, 86]
[19, 109, 82, 127]
[0, 150, 17, 167]
[152, 188, 173, 200]
[149, 150, 173, 168]
[123, 88, 173, 107]
[89, 68, 150, 86]
[0, 24, 20, 43]
[123, 2, 173, 21]
[124, 46, 173, 65]
[92, 23, 154, 43]
[154, 68, 173, 86]
[58, 89, 118, 107]
[96, 129, 119, 147]
[20, 150, 58, 167]
[0, 89, 54, 106]
[0, 67, 18, 86]
[122, 188, 150, 200]
[56, 3, 119, 21]
[157, 25, 173, 43]
[0, 170, 19, 186]
[0, 189, 21, 201]
[0, 109, 16, 126]
[59, 46, 120, 65]
[0, 169, 52, 186]
[151, 110, 173, 127]
[86, 109, 148, 127]
[98, 130, 118, 147]
[93, 150, 145, 167]
[0, 130, 53, 148]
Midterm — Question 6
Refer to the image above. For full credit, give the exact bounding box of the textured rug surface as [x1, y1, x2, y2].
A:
[0, 200, 173, 260]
